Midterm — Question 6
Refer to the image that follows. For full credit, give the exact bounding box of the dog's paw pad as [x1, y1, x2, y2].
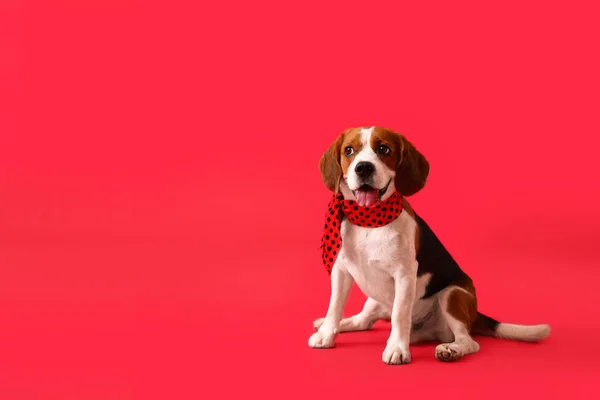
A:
[435, 343, 461, 362]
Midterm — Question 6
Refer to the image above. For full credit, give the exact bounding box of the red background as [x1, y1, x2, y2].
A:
[1, 1, 599, 398]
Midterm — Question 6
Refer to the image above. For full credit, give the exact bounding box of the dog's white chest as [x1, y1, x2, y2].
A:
[339, 211, 417, 308]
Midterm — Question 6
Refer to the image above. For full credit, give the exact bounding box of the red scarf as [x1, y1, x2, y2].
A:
[321, 191, 404, 273]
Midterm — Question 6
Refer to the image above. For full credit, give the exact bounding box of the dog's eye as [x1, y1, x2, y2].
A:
[378, 145, 391, 156]
[344, 147, 354, 157]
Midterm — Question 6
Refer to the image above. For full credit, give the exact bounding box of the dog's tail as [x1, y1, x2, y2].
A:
[471, 312, 551, 342]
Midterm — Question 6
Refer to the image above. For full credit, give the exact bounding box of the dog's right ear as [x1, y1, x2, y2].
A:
[319, 132, 346, 193]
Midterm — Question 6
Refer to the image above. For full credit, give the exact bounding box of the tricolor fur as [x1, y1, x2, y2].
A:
[309, 126, 550, 364]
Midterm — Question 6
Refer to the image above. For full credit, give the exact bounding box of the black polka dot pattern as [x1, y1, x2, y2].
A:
[321, 191, 404, 274]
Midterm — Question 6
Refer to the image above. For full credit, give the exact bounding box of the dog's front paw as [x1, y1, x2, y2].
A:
[308, 331, 336, 349]
[382, 342, 411, 365]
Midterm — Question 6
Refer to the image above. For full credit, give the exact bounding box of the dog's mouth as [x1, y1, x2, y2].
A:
[351, 179, 392, 207]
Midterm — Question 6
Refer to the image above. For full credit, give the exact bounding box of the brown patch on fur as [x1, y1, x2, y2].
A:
[318, 133, 344, 192]
[395, 134, 430, 196]
[401, 198, 420, 253]
[452, 276, 476, 297]
[370, 127, 402, 172]
[446, 278, 478, 330]
[318, 128, 363, 192]
[339, 128, 363, 177]
[370, 127, 430, 197]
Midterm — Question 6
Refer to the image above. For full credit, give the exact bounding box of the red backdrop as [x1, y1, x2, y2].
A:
[1, 1, 599, 399]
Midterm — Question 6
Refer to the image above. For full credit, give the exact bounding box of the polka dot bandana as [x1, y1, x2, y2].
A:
[321, 191, 404, 273]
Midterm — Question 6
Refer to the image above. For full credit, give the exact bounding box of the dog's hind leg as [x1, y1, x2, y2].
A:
[434, 285, 480, 362]
[313, 298, 389, 333]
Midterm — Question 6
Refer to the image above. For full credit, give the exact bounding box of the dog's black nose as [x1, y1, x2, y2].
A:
[355, 161, 375, 178]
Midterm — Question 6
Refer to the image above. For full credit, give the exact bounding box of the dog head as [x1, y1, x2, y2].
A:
[319, 127, 429, 206]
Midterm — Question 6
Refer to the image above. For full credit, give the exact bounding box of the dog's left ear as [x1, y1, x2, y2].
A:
[319, 132, 346, 193]
[394, 134, 430, 196]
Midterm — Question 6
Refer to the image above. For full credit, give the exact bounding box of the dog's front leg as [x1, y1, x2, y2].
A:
[308, 263, 353, 349]
[382, 264, 417, 364]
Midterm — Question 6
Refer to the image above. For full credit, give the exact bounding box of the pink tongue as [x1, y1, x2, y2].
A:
[356, 189, 379, 207]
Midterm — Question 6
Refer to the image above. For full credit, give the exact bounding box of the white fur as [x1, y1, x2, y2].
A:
[310, 133, 421, 363]
[495, 323, 551, 342]
[308, 266, 353, 348]
[308, 208, 420, 363]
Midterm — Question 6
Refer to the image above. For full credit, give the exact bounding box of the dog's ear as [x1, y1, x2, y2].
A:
[394, 134, 429, 196]
[319, 132, 346, 193]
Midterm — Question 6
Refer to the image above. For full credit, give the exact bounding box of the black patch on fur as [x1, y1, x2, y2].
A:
[414, 213, 470, 299]
[475, 312, 500, 332]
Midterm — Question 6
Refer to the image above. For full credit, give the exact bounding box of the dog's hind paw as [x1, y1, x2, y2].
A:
[435, 343, 462, 362]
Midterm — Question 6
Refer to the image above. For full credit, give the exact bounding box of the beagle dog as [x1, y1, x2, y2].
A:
[309, 126, 550, 364]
